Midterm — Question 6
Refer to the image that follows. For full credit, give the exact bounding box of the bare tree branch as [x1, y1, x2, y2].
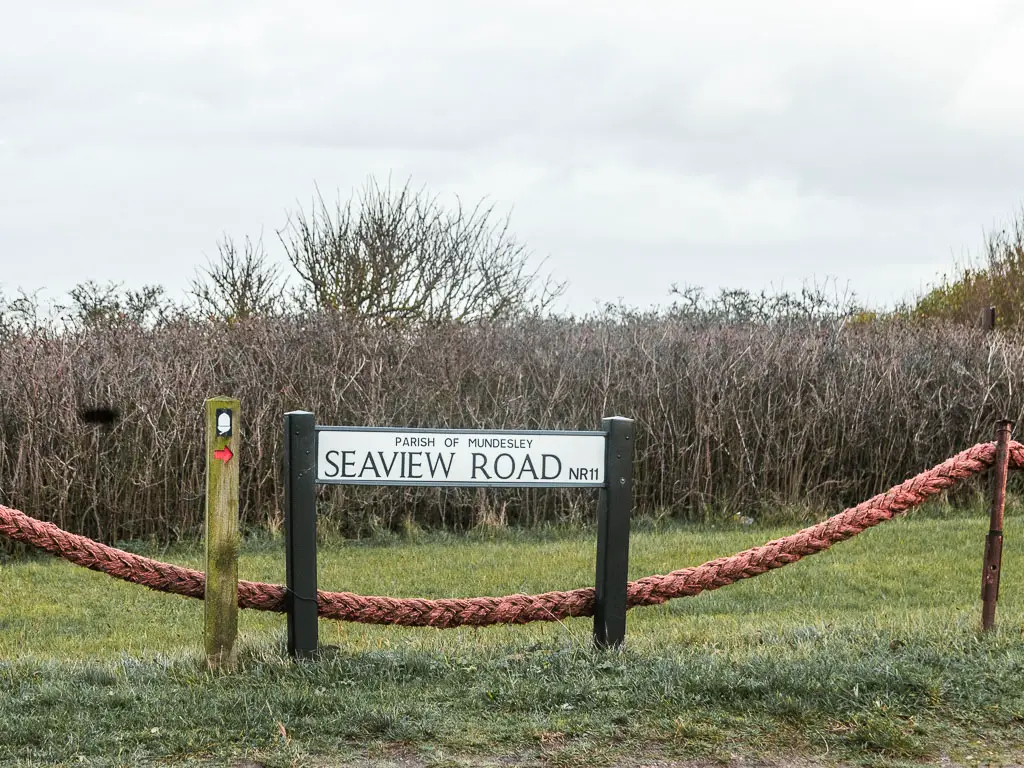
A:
[190, 235, 285, 321]
[278, 177, 565, 325]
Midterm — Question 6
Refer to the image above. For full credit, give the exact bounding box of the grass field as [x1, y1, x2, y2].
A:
[3, 510, 1024, 766]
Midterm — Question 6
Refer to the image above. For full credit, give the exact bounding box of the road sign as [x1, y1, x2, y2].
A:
[316, 427, 606, 487]
[282, 413, 635, 659]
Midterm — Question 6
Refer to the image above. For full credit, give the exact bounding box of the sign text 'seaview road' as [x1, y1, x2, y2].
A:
[316, 427, 606, 487]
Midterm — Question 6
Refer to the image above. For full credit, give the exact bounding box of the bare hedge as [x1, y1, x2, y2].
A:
[0, 315, 1019, 542]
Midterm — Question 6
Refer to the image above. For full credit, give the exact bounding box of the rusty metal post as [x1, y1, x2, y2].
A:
[982, 306, 997, 332]
[981, 419, 1013, 631]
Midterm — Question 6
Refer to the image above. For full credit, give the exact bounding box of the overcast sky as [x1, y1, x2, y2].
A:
[2, 1, 1022, 315]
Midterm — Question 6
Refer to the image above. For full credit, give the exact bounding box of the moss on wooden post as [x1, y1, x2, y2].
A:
[204, 395, 240, 671]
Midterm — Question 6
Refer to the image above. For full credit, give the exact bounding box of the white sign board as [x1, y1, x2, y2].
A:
[316, 427, 606, 487]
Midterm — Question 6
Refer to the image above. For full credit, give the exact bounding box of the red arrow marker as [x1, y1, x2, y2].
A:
[213, 446, 233, 463]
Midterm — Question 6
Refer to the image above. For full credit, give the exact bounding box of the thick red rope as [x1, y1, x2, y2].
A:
[1, 441, 1020, 627]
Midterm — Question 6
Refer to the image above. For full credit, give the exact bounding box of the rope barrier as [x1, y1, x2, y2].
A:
[2, 440, 1021, 628]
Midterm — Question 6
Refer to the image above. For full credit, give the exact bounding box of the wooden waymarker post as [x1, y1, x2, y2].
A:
[205, 396, 240, 670]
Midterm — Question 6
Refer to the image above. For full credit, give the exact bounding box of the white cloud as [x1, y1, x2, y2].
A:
[1, 0, 1023, 313]
[948, 14, 1024, 137]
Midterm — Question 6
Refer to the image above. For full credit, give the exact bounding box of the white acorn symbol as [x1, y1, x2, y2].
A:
[217, 412, 231, 435]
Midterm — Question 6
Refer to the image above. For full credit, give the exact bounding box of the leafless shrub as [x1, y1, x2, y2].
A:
[279, 178, 564, 324]
[0, 313, 1019, 543]
[914, 207, 1024, 326]
[65, 281, 175, 329]
[190, 235, 285, 321]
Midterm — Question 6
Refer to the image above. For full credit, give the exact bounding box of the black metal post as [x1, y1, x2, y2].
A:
[594, 416, 635, 649]
[284, 411, 318, 658]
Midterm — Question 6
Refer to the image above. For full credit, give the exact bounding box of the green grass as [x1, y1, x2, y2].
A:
[3, 513, 1024, 766]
